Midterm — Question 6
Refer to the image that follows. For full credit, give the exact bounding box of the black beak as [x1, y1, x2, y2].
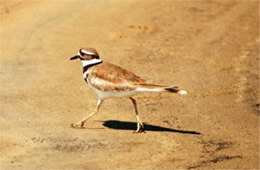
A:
[70, 55, 79, 60]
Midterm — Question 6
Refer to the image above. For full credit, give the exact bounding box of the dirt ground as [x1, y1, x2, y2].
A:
[0, 0, 259, 169]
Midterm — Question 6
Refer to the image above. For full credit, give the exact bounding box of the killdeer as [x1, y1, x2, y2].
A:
[70, 47, 187, 132]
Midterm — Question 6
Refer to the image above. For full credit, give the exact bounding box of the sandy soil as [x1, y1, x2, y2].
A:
[0, 0, 259, 169]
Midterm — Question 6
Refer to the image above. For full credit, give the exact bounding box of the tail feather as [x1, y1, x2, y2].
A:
[136, 84, 188, 94]
[165, 87, 188, 94]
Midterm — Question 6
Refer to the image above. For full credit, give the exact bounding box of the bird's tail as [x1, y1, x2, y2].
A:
[136, 83, 188, 94]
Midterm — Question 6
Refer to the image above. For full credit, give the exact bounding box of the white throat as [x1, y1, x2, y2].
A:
[81, 58, 102, 67]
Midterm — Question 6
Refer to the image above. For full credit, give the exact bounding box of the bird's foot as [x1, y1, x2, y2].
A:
[134, 122, 144, 133]
[71, 121, 85, 129]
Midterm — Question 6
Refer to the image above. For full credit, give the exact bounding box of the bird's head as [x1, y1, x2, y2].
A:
[70, 47, 102, 66]
[70, 47, 100, 60]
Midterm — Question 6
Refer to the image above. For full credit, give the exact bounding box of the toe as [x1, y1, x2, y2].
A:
[135, 123, 144, 133]
[71, 123, 84, 129]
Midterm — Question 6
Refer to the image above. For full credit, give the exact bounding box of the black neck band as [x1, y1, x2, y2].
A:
[83, 61, 103, 73]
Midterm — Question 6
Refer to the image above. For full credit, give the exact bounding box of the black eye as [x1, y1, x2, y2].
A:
[79, 50, 85, 56]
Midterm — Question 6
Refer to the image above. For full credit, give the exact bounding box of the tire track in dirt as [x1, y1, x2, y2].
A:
[188, 138, 242, 169]
[234, 39, 259, 108]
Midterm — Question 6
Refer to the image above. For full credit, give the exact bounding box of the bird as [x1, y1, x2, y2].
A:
[70, 47, 187, 132]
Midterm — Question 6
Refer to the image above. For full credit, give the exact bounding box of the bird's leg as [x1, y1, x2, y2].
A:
[129, 97, 144, 133]
[71, 99, 103, 128]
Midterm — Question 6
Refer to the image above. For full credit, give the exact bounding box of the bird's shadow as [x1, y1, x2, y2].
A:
[102, 120, 201, 135]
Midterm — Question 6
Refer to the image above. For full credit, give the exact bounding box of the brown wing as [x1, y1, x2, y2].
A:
[87, 62, 146, 91]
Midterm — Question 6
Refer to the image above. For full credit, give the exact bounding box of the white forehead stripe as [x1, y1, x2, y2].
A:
[81, 49, 95, 55]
